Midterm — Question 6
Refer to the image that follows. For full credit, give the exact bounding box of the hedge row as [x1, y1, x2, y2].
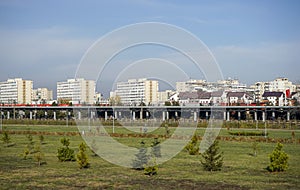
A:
[2, 119, 77, 126]
[228, 131, 268, 136]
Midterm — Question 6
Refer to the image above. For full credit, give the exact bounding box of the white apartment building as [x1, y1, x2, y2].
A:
[0, 78, 33, 104]
[254, 82, 270, 102]
[176, 79, 207, 92]
[269, 78, 296, 92]
[32, 88, 53, 102]
[113, 78, 159, 105]
[158, 90, 176, 103]
[254, 78, 296, 102]
[57, 78, 95, 104]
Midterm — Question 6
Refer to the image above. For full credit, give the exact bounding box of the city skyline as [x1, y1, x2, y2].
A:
[0, 1, 299, 97]
[0, 76, 298, 104]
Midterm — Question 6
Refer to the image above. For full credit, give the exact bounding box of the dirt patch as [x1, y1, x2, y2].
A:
[114, 178, 249, 190]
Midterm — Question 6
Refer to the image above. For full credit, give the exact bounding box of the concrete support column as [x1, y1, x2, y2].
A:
[254, 111, 257, 121]
[162, 111, 165, 121]
[194, 111, 197, 122]
[223, 112, 226, 120]
[262, 112, 266, 122]
[238, 111, 241, 121]
[227, 112, 230, 121]
[272, 112, 275, 119]
[114, 111, 117, 120]
[45, 111, 47, 119]
[206, 111, 209, 120]
[78, 111, 81, 120]
[90, 111, 94, 119]
[7, 111, 10, 119]
[105, 111, 108, 121]
[140, 111, 143, 119]
[287, 112, 290, 121]
[166, 111, 169, 120]
[53, 111, 56, 120]
[30, 111, 33, 120]
[133, 111, 136, 120]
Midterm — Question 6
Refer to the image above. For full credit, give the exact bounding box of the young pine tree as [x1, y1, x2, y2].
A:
[267, 143, 288, 172]
[151, 138, 161, 158]
[132, 141, 149, 170]
[39, 135, 45, 145]
[144, 157, 158, 176]
[1, 131, 11, 146]
[57, 137, 76, 162]
[34, 144, 45, 166]
[201, 132, 223, 171]
[77, 142, 90, 169]
[185, 135, 199, 155]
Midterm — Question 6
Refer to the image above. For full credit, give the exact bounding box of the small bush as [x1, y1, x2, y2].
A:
[1, 131, 11, 146]
[252, 141, 260, 157]
[21, 148, 30, 159]
[267, 143, 288, 172]
[39, 135, 45, 144]
[57, 137, 75, 162]
[34, 145, 46, 166]
[185, 135, 199, 155]
[26, 134, 34, 152]
[144, 158, 158, 176]
[77, 142, 90, 169]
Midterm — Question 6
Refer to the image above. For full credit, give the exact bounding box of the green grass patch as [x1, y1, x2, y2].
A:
[0, 124, 300, 189]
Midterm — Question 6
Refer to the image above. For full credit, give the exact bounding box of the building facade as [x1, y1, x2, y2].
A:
[269, 78, 296, 92]
[57, 78, 95, 104]
[176, 79, 207, 92]
[32, 88, 53, 103]
[0, 78, 33, 104]
[113, 78, 159, 105]
[253, 78, 296, 102]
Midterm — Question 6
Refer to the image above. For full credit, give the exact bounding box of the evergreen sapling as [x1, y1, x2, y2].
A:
[267, 143, 288, 172]
[77, 142, 90, 169]
[132, 141, 149, 170]
[200, 132, 223, 171]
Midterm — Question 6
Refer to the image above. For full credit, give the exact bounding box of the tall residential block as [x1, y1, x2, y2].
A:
[57, 78, 95, 104]
[0, 78, 33, 104]
[113, 78, 159, 105]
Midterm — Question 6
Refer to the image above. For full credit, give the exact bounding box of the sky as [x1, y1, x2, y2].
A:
[0, 0, 299, 98]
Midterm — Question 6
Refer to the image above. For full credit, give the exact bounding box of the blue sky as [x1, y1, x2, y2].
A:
[0, 0, 299, 97]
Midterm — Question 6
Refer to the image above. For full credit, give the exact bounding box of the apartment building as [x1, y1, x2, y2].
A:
[32, 88, 53, 102]
[57, 78, 95, 104]
[176, 79, 207, 92]
[113, 78, 159, 105]
[254, 78, 296, 102]
[269, 78, 296, 92]
[0, 78, 33, 104]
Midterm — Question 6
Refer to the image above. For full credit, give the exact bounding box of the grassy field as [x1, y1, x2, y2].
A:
[0, 124, 300, 189]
